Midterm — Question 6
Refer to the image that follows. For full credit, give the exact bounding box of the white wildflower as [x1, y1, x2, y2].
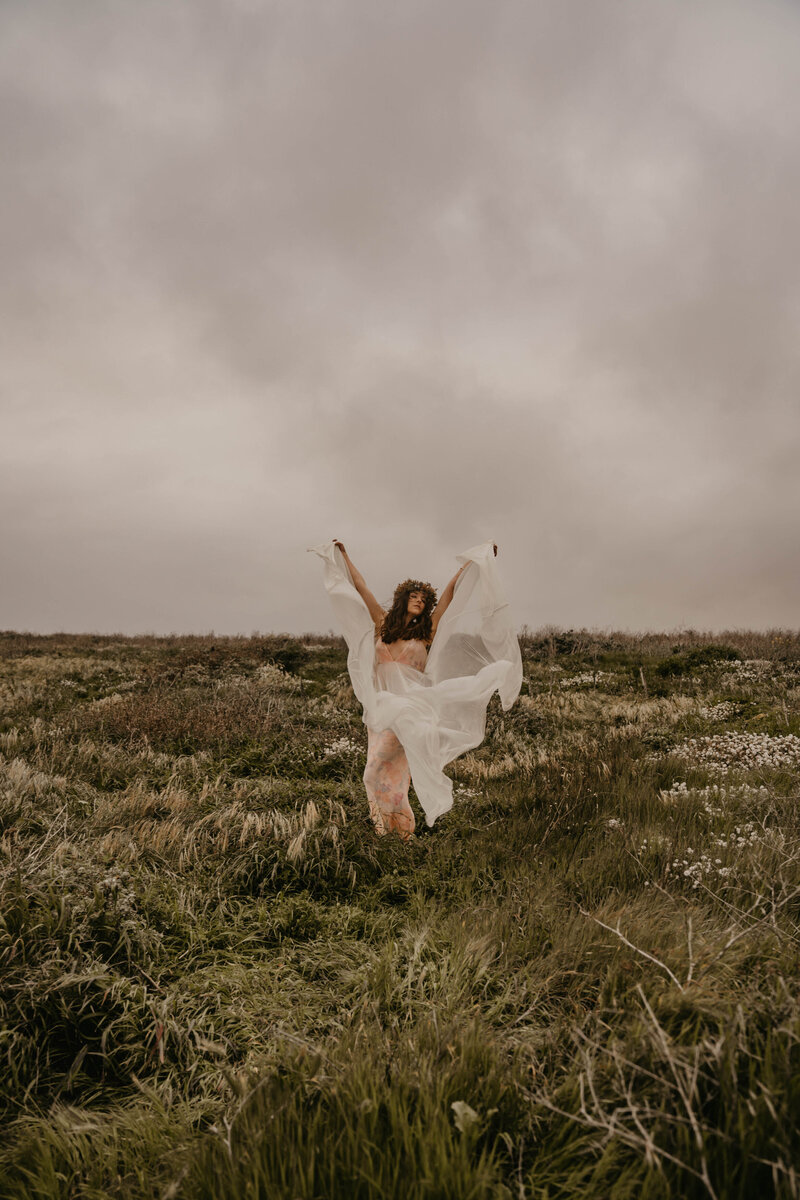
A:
[323, 736, 362, 757]
[559, 671, 613, 689]
[673, 732, 800, 774]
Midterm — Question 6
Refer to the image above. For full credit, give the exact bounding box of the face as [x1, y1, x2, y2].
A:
[406, 590, 426, 617]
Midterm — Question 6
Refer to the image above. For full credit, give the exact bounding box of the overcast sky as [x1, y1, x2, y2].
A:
[2, 0, 799, 636]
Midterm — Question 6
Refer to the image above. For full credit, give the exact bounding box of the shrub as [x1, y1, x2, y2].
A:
[655, 645, 741, 678]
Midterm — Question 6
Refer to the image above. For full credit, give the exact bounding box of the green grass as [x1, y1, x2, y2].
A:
[1, 628, 799, 1198]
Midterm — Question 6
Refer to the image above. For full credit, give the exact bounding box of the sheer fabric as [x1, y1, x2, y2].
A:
[307, 540, 523, 826]
[364, 724, 415, 839]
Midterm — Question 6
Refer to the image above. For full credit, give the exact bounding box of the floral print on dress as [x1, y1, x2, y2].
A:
[364, 637, 428, 840]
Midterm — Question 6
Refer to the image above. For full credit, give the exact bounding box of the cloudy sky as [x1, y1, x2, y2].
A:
[2, 0, 799, 636]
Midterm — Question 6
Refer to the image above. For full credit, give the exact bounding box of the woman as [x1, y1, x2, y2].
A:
[308, 538, 522, 838]
[334, 543, 471, 839]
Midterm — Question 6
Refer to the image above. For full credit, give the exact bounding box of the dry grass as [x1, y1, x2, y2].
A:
[1, 627, 799, 1199]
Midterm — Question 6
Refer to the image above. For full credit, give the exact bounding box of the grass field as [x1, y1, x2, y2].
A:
[1, 626, 799, 1199]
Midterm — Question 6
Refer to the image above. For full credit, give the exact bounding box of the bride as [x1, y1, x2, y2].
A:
[308, 538, 522, 840]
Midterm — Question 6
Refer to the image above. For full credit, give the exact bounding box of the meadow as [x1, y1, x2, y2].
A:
[1, 626, 799, 1200]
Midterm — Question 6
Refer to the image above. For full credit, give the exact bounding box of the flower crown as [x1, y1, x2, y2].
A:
[392, 579, 438, 608]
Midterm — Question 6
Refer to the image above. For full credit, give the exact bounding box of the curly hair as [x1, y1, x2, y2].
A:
[380, 578, 438, 644]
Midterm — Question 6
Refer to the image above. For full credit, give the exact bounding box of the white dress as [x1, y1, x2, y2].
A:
[307, 540, 523, 826]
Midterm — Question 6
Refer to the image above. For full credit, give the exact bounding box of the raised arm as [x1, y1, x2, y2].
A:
[429, 565, 467, 642]
[430, 542, 497, 643]
[333, 541, 385, 628]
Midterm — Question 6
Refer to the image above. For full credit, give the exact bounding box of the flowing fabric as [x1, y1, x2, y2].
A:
[307, 540, 523, 826]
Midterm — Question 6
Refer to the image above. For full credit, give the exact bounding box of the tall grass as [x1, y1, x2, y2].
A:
[1, 628, 799, 1198]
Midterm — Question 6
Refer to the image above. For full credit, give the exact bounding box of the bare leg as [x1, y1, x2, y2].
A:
[363, 727, 416, 841]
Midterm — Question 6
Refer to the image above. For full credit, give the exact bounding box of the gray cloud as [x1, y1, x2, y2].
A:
[2, 0, 799, 634]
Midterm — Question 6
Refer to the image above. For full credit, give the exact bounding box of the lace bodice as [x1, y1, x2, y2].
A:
[374, 636, 428, 672]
